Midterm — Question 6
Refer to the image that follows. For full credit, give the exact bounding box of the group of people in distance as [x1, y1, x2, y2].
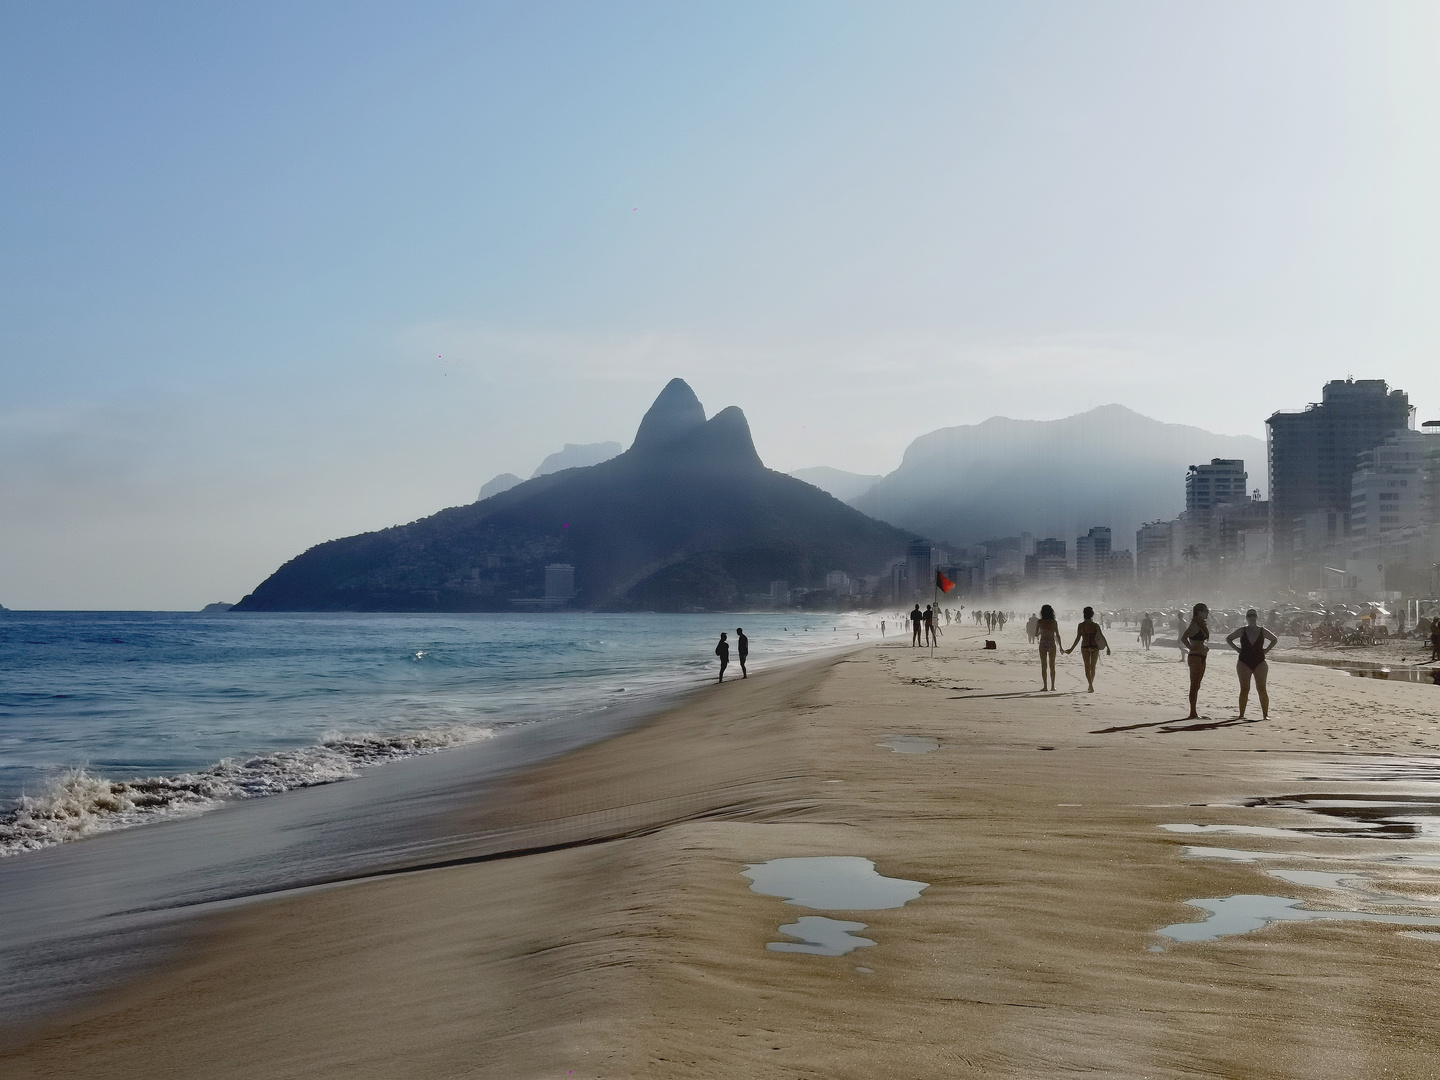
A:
[1030, 603, 1277, 719]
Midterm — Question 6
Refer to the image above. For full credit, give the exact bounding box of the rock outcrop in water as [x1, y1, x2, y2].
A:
[235, 379, 913, 612]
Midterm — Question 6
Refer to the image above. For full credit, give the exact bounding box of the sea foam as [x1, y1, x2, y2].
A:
[0, 726, 491, 857]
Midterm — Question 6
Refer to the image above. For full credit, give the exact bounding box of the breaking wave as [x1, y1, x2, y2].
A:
[0, 726, 492, 857]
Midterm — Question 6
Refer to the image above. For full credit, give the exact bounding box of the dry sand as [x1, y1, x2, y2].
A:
[5, 626, 1440, 1078]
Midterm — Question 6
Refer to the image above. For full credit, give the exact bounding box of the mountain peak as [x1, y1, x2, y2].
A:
[630, 378, 706, 453]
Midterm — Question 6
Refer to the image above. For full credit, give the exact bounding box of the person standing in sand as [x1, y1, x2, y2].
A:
[911, 604, 923, 646]
[1036, 604, 1060, 691]
[1225, 609, 1276, 720]
[715, 632, 729, 683]
[1139, 612, 1154, 651]
[735, 627, 749, 678]
[1065, 605, 1109, 693]
[923, 604, 935, 647]
[1181, 603, 1211, 718]
[1026, 613, 1038, 645]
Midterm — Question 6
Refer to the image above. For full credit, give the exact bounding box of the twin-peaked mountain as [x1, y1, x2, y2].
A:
[234, 380, 914, 612]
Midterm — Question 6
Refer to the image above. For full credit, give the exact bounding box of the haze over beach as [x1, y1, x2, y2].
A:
[5, 4, 1440, 1078]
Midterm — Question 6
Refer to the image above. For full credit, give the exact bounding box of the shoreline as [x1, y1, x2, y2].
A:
[7, 628, 1440, 1076]
[0, 635, 863, 1031]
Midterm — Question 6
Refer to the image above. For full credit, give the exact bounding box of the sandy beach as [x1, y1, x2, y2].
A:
[6, 625, 1440, 1079]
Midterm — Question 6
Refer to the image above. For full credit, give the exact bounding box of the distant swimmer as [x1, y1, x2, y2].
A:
[715, 632, 729, 683]
[911, 604, 922, 646]
[1226, 609, 1277, 720]
[1065, 605, 1109, 693]
[1036, 604, 1060, 691]
[1181, 603, 1211, 718]
[735, 627, 749, 678]
[1139, 612, 1154, 651]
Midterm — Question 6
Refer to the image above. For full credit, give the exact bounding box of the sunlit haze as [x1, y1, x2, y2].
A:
[3, 1, 1438, 609]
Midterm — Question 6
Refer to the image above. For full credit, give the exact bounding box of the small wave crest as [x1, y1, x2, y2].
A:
[0, 726, 491, 858]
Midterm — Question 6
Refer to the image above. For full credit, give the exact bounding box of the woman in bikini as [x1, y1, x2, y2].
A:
[1181, 603, 1210, 719]
[1036, 604, 1060, 691]
[1065, 605, 1110, 693]
[1225, 608, 1277, 720]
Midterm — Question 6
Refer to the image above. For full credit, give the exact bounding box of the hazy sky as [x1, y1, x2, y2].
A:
[3, 1, 1438, 609]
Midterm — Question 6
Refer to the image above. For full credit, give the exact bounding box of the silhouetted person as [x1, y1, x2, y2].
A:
[923, 604, 935, 647]
[736, 627, 749, 678]
[910, 604, 922, 646]
[1036, 604, 1060, 691]
[715, 632, 729, 683]
[1431, 619, 1440, 662]
[1026, 613, 1038, 644]
[880, 619, 886, 638]
[1139, 612, 1154, 651]
[1065, 605, 1109, 693]
[1226, 609, 1277, 720]
[1181, 603, 1211, 718]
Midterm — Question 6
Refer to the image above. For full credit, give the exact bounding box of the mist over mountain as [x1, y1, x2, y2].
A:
[236, 380, 912, 612]
[851, 405, 1265, 550]
[531, 442, 622, 478]
[789, 466, 882, 503]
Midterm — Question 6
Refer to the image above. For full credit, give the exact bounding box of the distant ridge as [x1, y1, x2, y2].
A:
[790, 466, 882, 503]
[852, 404, 1265, 548]
[235, 379, 913, 612]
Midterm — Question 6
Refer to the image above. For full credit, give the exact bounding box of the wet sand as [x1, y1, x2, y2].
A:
[6, 628, 1440, 1078]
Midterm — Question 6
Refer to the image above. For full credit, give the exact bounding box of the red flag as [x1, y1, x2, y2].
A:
[935, 570, 955, 593]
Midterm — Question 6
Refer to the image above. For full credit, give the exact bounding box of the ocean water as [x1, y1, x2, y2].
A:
[0, 610, 871, 857]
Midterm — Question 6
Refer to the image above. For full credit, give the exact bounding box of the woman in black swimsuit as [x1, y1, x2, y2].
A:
[1181, 603, 1210, 719]
[1225, 608, 1277, 720]
[1065, 605, 1109, 693]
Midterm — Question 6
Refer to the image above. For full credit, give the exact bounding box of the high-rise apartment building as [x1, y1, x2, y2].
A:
[905, 539, 932, 599]
[1135, 520, 1176, 580]
[1349, 430, 1432, 545]
[1023, 538, 1067, 584]
[1185, 459, 1247, 556]
[1266, 379, 1412, 558]
[1075, 527, 1112, 584]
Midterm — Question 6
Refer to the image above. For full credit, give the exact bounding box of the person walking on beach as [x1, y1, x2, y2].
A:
[1226, 609, 1276, 720]
[1139, 612, 1154, 651]
[735, 627, 749, 678]
[1065, 606, 1110, 693]
[1174, 612, 1189, 662]
[923, 604, 935, 647]
[880, 619, 886, 638]
[911, 604, 923, 646]
[1181, 603, 1211, 718]
[1036, 604, 1061, 690]
[1025, 613, 1038, 644]
[715, 632, 729, 683]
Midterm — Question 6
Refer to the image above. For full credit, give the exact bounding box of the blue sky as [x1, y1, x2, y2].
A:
[3, 1, 1438, 608]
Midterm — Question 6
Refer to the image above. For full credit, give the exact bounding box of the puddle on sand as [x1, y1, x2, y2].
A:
[878, 736, 939, 754]
[1276, 657, 1440, 685]
[1157, 895, 1440, 942]
[1160, 823, 1360, 839]
[1182, 846, 1293, 862]
[767, 916, 876, 956]
[1242, 794, 1440, 839]
[742, 857, 929, 910]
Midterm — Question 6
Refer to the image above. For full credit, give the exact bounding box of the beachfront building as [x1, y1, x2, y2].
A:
[1267, 379, 1412, 562]
[1184, 459, 1247, 558]
[1023, 538, 1067, 585]
[1349, 430, 1431, 545]
[825, 570, 853, 596]
[1075, 527, 1112, 585]
[1135, 520, 1177, 581]
[905, 540, 932, 599]
[543, 563, 576, 600]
